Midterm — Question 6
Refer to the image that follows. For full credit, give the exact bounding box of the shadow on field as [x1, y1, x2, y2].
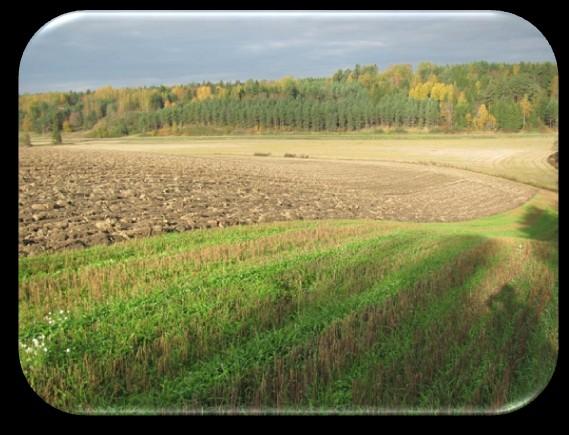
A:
[518, 206, 558, 242]
[484, 283, 557, 411]
[486, 284, 517, 317]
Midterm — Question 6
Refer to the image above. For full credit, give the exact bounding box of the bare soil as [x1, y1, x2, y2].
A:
[19, 147, 536, 256]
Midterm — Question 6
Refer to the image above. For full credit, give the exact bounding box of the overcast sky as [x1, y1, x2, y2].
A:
[19, 11, 556, 94]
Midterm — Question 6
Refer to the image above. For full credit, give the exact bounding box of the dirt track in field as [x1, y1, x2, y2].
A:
[18, 147, 536, 256]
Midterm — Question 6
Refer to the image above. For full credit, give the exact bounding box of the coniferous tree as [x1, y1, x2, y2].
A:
[19, 62, 557, 136]
[52, 121, 62, 144]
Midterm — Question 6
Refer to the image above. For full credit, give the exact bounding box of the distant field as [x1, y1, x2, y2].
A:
[48, 132, 558, 191]
[19, 191, 558, 413]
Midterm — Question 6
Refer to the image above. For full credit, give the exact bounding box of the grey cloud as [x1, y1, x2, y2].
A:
[19, 11, 555, 94]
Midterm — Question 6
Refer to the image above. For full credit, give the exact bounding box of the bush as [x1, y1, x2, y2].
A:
[284, 153, 309, 159]
[52, 129, 62, 144]
[254, 152, 271, 157]
[443, 127, 462, 134]
[391, 127, 408, 134]
[428, 127, 443, 134]
[19, 132, 32, 147]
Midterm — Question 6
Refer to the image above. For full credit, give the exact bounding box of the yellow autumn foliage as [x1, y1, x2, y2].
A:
[409, 77, 454, 103]
[473, 104, 496, 130]
[195, 86, 212, 101]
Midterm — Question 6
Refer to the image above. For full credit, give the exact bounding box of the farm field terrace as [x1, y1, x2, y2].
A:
[18, 135, 558, 414]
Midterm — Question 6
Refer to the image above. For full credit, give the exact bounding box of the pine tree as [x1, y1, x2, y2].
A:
[51, 116, 62, 144]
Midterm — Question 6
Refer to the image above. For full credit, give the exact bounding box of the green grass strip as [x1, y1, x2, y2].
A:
[108, 234, 483, 410]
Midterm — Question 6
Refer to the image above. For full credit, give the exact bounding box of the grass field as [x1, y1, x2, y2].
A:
[19, 188, 558, 414]
[51, 132, 558, 191]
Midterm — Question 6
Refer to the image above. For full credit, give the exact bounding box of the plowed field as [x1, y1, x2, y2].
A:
[19, 147, 535, 256]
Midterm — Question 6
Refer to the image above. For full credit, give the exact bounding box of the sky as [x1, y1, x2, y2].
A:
[19, 11, 557, 94]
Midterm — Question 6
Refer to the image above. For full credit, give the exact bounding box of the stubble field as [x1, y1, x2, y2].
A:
[73, 133, 558, 189]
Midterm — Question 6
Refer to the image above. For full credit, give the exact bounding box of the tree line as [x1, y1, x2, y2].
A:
[19, 61, 558, 138]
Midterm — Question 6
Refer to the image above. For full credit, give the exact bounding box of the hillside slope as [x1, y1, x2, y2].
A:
[19, 191, 558, 414]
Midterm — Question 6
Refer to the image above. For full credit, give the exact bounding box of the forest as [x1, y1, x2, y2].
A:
[19, 61, 558, 138]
